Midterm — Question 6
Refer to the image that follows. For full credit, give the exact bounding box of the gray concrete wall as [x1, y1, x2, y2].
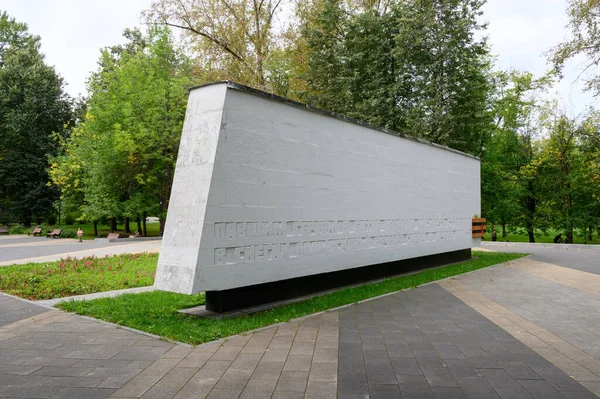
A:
[155, 82, 481, 294]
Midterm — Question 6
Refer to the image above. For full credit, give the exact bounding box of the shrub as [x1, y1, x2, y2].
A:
[60, 228, 77, 239]
[47, 214, 57, 225]
[64, 214, 75, 225]
[8, 224, 29, 234]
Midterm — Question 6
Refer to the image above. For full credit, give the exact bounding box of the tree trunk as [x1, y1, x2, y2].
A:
[124, 217, 131, 234]
[501, 221, 506, 238]
[526, 189, 536, 243]
[136, 216, 142, 236]
[109, 217, 117, 233]
[589, 226, 594, 242]
[566, 191, 574, 244]
[527, 225, 535, 243]
[93, 221, 98, 237]
[142, 211, 147, 237]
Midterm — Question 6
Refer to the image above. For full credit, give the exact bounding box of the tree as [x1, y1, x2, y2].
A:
[298, 0, 492, 155]
[537, 104, 600, 244]
[548, 0, 600, 95]
[481, 71, 553, 242]
[299, 0, 401, 128]
[51, 27, 193, 235]
[0, 11, 72, 226]
[392, 0, 492, 155]
[578, 112, 600, 240]
[537, 103, 579, 243]
[144, 0, 285, 91]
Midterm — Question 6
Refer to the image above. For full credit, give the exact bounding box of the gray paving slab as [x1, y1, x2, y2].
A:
[0, 293, 50, 327]
[482, 242, 600, 275]
[456, 264, 600, 361]
[0, 243, 598, 398]
[337, 283, 597, 398]
[0, 298, 175, 399]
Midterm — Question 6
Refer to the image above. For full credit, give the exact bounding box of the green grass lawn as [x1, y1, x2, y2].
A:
[66, 222, 161, 240]
[484, 226, 599, 245]
[7, 223, 161, 240]
[57, 251, 526, 345]
[0, 253, 157, 300]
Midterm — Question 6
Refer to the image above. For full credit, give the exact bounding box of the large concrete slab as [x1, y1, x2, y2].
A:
[156, 82, 481, 295]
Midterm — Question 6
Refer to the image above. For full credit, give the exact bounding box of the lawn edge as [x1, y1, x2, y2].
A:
[57, 252, 529, 347]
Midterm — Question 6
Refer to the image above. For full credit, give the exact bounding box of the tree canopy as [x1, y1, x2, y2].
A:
[2, 1, 600, 243]
[0, 11, 72, 226]
[50, 27, 193, 234]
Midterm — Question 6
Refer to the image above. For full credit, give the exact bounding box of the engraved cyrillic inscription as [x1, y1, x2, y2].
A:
[212, 218, 470, 265]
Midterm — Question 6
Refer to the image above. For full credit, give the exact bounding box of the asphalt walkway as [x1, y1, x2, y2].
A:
[0, 235, 161, 266]
[0, 244, 598, 398]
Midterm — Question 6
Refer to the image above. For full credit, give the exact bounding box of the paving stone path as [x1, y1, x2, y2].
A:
[0, 244, 598, 398]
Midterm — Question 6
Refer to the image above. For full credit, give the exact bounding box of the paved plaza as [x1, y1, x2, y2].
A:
[0, 243, 598, 398]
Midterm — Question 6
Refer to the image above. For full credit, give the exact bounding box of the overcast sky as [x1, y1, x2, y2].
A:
[2, 0, 597, 115]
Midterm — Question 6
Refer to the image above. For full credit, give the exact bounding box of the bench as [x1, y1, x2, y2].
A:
[0, 227, 8, 235]
[106, 233, 121, 240]
[46, 229, 62, 238]
[28, 227, 42, 236]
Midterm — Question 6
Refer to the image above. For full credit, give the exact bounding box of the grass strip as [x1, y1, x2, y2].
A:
[58, 251, 526, 345]
[483, 226, 599, 245]
[0, 253, 157, 300]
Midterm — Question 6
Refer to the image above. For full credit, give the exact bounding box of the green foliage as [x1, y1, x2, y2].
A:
[487, 225, 598, 244]
[392, 0, 492, 154]
[58, 251, 525, 345]
[0, 253, 157, 300]
[481, 71, 555, 241]
[50, 27, 193, 230]
[299, 0, 492, 154]
[0, 12, 73, 226]
[8, 224, 28, 234]
[144, 0, 286, 92]
[549, 0, 600, 95]
[64, 213, 75, 225]
[58, 228, 77, 239]
[54, 222, 161, 240]
[47, 214, 57, 225]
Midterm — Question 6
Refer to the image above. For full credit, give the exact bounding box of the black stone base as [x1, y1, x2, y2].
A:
[205, 248, 471, 313]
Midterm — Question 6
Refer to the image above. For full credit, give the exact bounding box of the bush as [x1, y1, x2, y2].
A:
[8, 224, 28, 234]
[47, 214, 57, 225]
[60, 228, 77, 239]
[64, 214, 75, 225]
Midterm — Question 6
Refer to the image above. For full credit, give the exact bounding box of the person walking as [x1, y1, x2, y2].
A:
[77, 227, 83, 243]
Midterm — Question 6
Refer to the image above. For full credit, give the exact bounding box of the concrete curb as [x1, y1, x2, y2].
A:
[36, 286, 156, 307]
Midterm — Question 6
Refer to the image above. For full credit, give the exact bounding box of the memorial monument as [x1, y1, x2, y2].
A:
[155, 81, 481, 312]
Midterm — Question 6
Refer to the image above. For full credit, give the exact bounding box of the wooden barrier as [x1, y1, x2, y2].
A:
[472, 218, 486, 238]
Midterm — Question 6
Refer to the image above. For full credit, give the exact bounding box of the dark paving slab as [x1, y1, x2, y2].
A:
[482, 243, 600, 275]
[0, 309, 175, 399]
[337, 283, 598, 399]
[0, 294, 49, 327]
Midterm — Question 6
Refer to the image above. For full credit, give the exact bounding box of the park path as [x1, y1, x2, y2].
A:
[0, 244, 598, 398]
[0, 235, 161, 266]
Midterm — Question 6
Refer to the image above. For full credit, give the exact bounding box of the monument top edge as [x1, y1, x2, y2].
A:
[188, 81, 480, 162]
